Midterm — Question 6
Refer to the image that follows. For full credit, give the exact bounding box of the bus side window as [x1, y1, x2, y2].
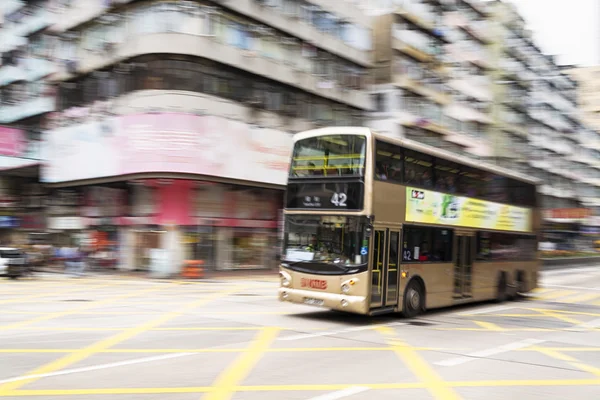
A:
[403, 226, 453, 263]
[404, 149, 433, 189]
[375, 140, 403, 183]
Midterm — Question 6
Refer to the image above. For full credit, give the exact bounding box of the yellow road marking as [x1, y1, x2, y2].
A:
[535, 309, 583, 325]
[531, 288, 550, 294]
[0, 326, 323, 332]
[561, 293, 600, 304]
[0, 346, 457, 354]
[378, 326, 462, 400]
[0, 286, 167, 331]
[535, 290, 576, 300]
[527, 308, 600, 317]
[474, 321, 505, 331]
[571, 363, 600, 377]
[435, 328, 553, 332]
[0, 283, 111, 305]
[520, 347, 600, 352]
[0, 286, 240, 394]
[479, 314, 551, 318]
[204, 327, 280, 400]
[6, 379, 600, 396]
[531, 347, 577, 362]
[531, 347, 600, 378]
[448, 379, 600, 387]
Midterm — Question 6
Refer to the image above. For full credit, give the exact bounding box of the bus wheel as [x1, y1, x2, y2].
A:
[496, 273, 507, 303]
[514, 270, 526, 300]
[403, 279, 424, 318]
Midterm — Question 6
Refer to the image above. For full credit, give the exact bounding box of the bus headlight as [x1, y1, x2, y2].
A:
[279, 271, 292, 287]
[341, 279, 357, 294]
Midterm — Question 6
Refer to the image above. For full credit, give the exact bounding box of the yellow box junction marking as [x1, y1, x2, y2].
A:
[0, 286, 241, 395]
[0, 285, 172, 331]
[0, 282, 113, 305]
[204, 327, 280, 400]
[474, 321, 505, 331]
[377, 326, 462, 400]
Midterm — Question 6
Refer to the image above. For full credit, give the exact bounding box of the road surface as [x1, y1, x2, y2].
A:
[0, 266, 599, 399]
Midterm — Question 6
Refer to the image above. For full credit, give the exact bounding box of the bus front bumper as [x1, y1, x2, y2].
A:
[278, 288, 368, 314]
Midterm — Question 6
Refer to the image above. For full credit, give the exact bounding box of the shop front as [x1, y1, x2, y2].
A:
[542, 208, 594, 252]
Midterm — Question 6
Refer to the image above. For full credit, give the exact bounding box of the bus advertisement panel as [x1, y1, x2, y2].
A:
[406, 187, 533, 233]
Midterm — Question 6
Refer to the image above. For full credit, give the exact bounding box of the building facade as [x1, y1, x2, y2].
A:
[0, 0, 57, 245]
[2, 0, 374, 273]
[565, 66, 600, 133]
[365, 0, 600, 246]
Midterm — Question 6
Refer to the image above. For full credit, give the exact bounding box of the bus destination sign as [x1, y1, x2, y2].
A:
[286, 181, 364, 210]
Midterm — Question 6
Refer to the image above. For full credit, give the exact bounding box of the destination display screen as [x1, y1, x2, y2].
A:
[285, 181, 364, 210]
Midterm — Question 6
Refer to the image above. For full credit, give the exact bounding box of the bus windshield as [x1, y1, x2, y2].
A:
[290, 135, 366, 178]
[283, 215, 369, 269]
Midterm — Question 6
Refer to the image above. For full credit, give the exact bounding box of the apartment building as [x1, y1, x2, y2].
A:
[22, 0, 373, 273]
[0, 0, 56, 244]
[478, 0, 600, 240]
[367, 0, 496, 159]
[366, 0, 600, 237]
[565, 66, 600, 133]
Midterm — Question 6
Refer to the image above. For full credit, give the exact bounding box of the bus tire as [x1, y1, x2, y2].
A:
[403, 279, 425, 318]
[514, 270, 526, 299]
[495, 273, 507, 303]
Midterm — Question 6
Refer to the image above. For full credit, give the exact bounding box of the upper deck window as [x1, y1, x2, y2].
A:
[374, 140, 536, 207]
[290, 135, 366, 178]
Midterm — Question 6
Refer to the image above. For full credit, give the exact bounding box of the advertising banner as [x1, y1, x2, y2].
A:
[0, 126, 25, 157]
[406, 187, 532, 233]
[42, 113, 293, 185]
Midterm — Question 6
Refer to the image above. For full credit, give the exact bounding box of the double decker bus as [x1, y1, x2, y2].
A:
[279, 127, 540, 316]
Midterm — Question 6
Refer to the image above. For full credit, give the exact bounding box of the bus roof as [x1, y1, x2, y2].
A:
[292, 127, 541, 186]
[293, 127, 372, 143]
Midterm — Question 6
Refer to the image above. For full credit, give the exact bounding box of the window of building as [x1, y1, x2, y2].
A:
[375, 140, 403, 182]
[372, 93, 387, 112]
[402, 226, 453, 263]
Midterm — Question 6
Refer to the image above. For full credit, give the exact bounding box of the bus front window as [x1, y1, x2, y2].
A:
[290, 135, 366, 177]
[283, 216, 369, 270]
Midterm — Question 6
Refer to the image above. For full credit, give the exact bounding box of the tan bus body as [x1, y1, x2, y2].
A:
[279, 128, 541, 316]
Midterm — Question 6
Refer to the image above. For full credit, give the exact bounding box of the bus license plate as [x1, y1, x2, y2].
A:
[304, 297, 324, 306]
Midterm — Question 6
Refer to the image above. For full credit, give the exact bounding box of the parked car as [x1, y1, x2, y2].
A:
[0, 248, 27, 279]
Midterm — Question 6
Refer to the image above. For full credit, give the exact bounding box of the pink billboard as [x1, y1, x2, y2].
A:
[43, 113, 293, 185]
[0, 126, 25, 157]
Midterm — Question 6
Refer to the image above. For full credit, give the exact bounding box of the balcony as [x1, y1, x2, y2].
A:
[53, 33, 370, 111]
[0, 96, 55, 124]
[14, 7, 54, 37]
[468, 20, 494, 44]
[0, 58, 55, 87]
[51, 0, 371, 67]
[449, 41, 492, 70]
[394, 0, 438, 31]
[393, 30, 443, 63]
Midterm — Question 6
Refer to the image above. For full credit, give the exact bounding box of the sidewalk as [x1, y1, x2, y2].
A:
[37, 264, 279, 281]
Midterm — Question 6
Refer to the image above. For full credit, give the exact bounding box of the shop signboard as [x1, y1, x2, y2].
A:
[0, 216, 18, 228]
[0, 126, 25, 156]
[405, 187, 532, 233]
[543, 208, 592, 220]
[42, 113, 293, 186]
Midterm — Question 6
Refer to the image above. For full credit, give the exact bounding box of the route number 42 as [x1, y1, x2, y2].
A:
[330, 192, 347, 207]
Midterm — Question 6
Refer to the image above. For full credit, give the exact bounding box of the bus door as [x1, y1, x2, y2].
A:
[370, 228, 401, 308]
[454, 232, 475, 298]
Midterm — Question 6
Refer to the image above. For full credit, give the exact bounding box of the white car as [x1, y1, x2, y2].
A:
[0, 248, 27, 279]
